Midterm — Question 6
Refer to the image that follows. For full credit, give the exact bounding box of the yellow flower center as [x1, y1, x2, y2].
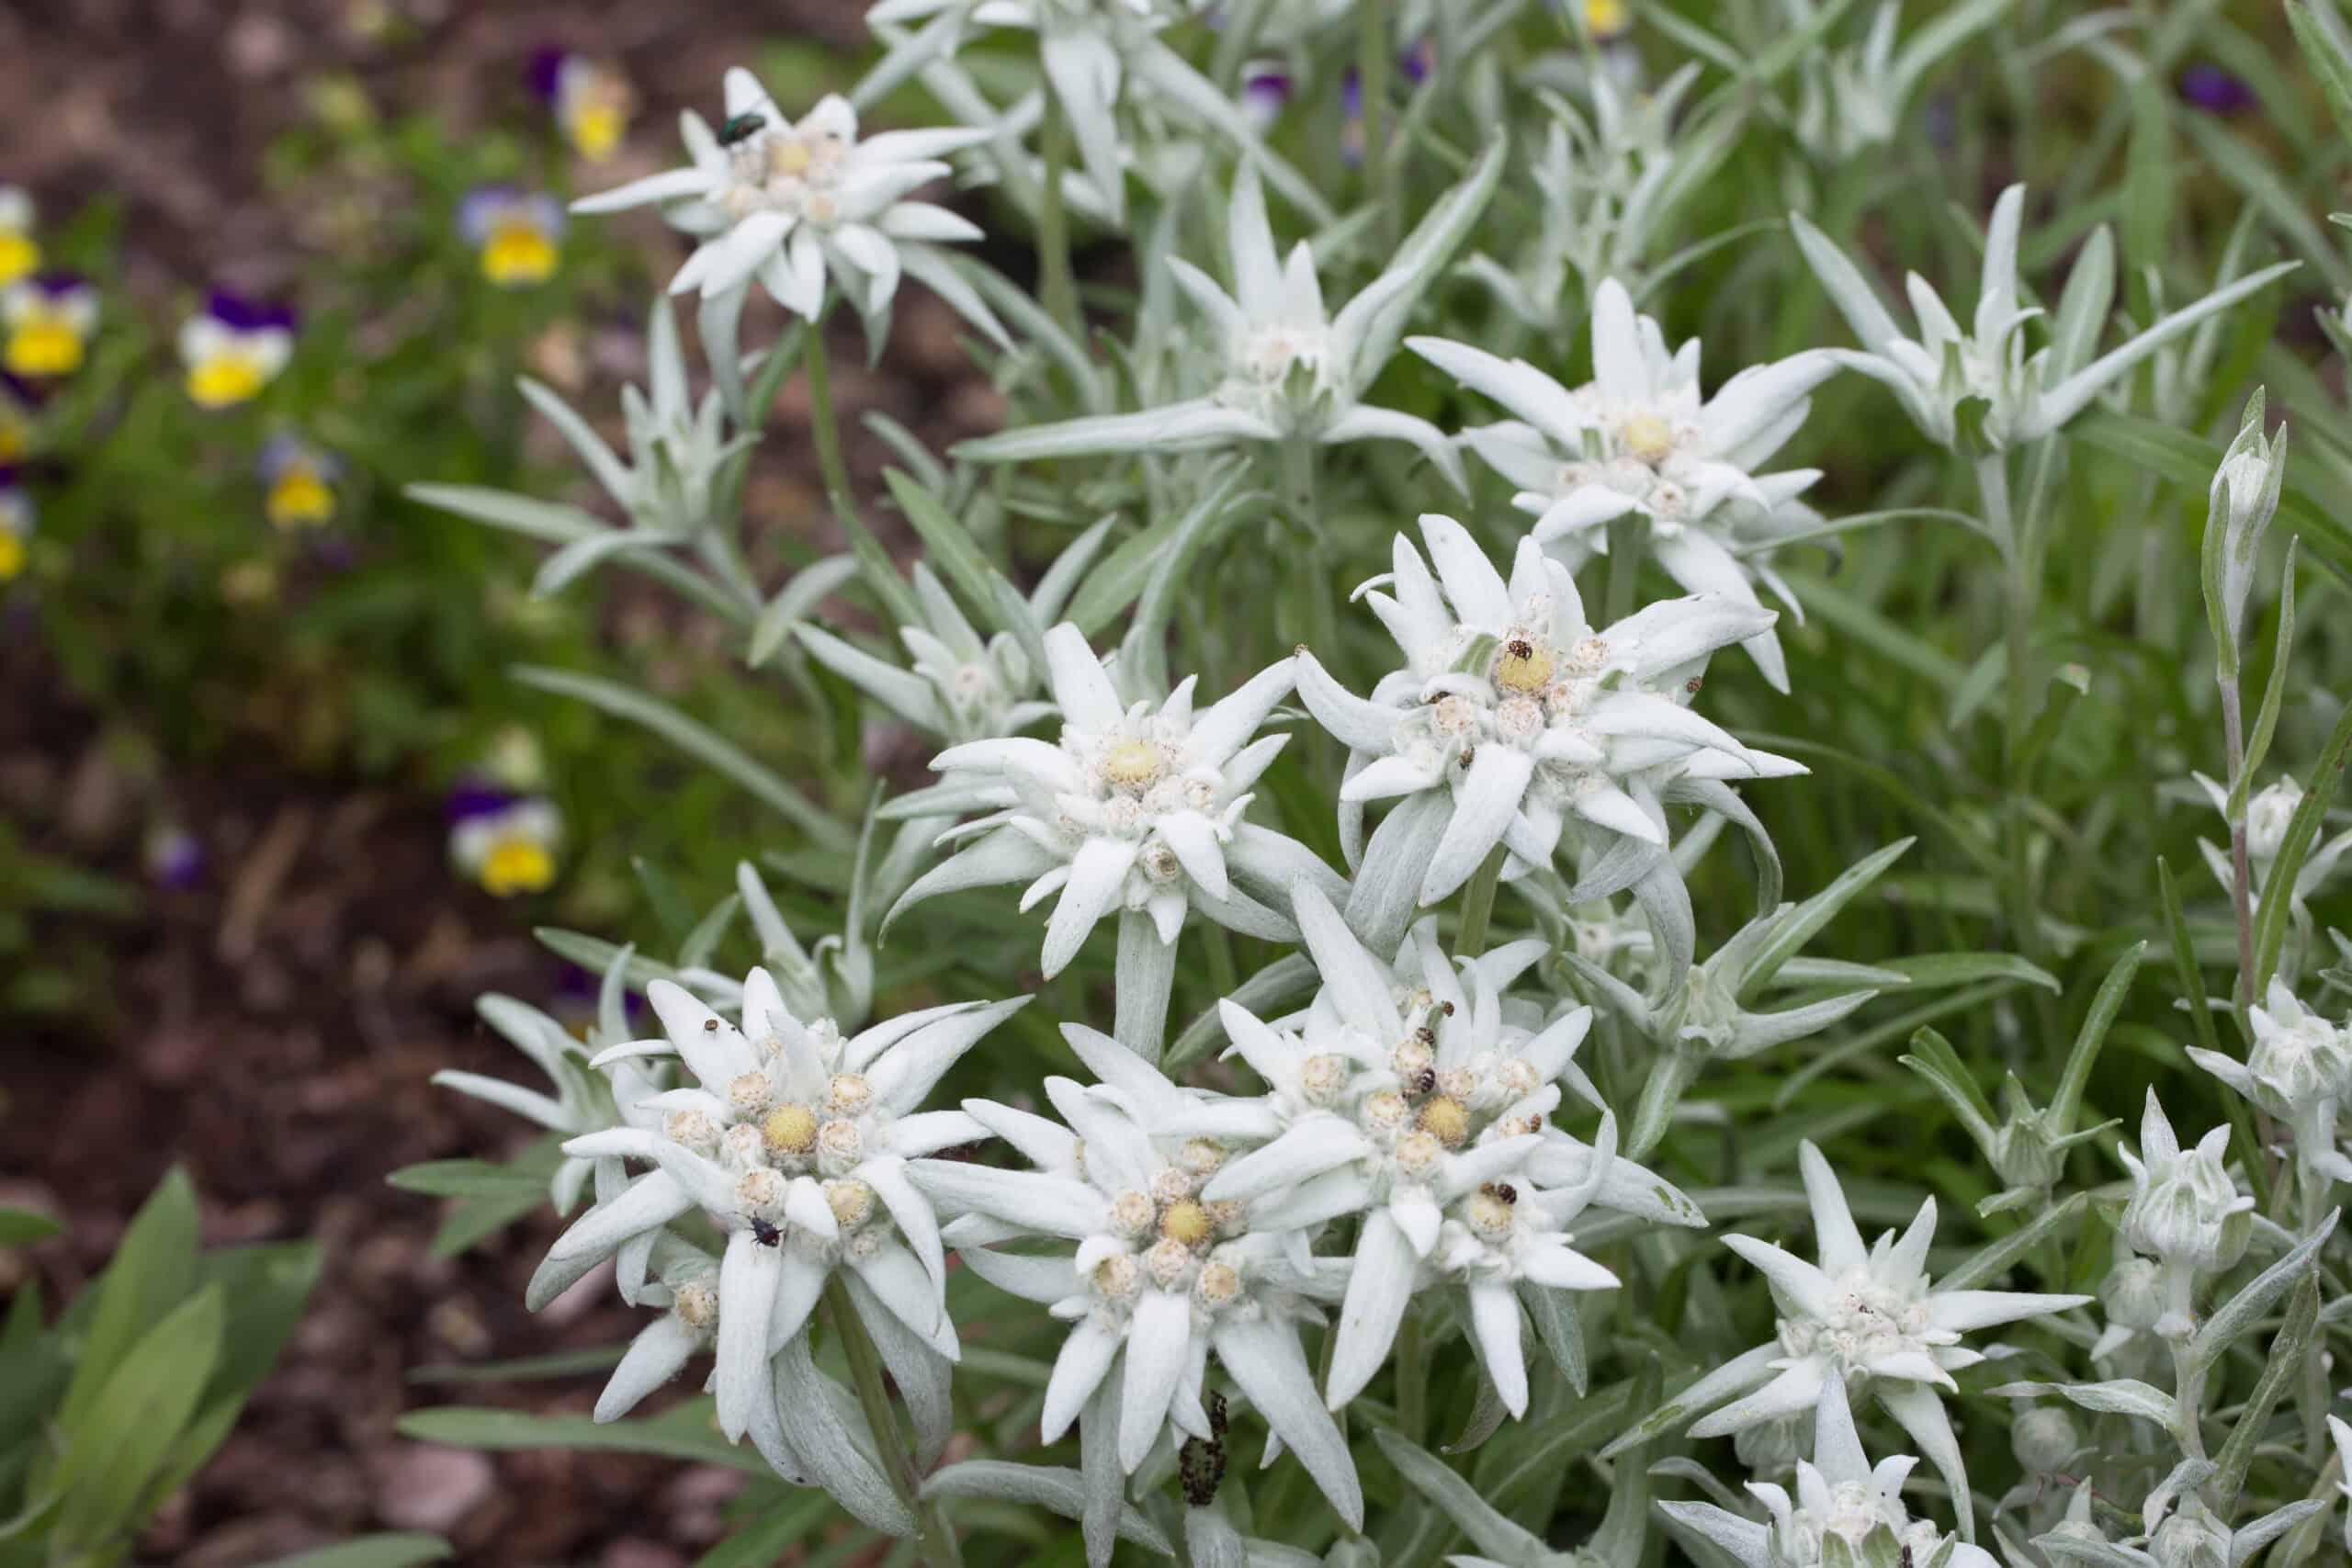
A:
[763, 1103, 820, 1155]
[6, 320, 84, 378]
[1102, 737, 1163, 791]
[1159, 1199, 1213, 1247]
[0, 531, 23, 581]
[479, 837, 555, 897]
[1417, 1094, 1471, 1148]
[267, 468, 335, 529]
[769, 137, 812, 177]
[566, 102, 625, 162]
[1493, 637, 1555, 694]
[187, 353, 269, 409]
[1585, 0, 1632, 39]
[481, 223, 560, 288]
[1621, 411, 1675, 465]
[0, 232, 39, 287]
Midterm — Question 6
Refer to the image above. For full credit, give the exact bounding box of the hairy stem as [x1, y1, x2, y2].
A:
[825, 1278, 964, 1568]
[1359, 0, 1396, 254]
[2219, 672, 2257, 1009]
[2168, 1335, 2208, 1462]
[803, 323, 862, 545]
[1456, 844, 1508, 956]
[1396, 1313, 1428, 1446]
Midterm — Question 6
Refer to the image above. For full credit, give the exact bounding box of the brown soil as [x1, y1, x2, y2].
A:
[1, 2, 965, 1563]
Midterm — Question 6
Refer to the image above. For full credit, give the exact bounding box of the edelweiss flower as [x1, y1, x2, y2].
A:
[1792, 185, 2296, 452]
[1660, 1371, 1997, 1568]
[1629, 1141, 2086, 1538]
[459, 186, 566, 288]
[2115, 1090, 2252, 1337]
[258, 436, 340, 530]
[891, 624, 1324, 987]
[1202, 885, 1701, 1411]
[956, 149, 1500, 488]
[576, 70, 999, 345]
[915, 1023, 1362, 1529]
[1410, 281, 1836, 690]
[178, 292, 295, 409]
[3, 274, 96, 379]
[2192, 979, 2352, 1126]
[0, 187, 37, 287]
[1295, 515, 1797, 922]
[553, 971, 1025, 1439]
[1782, 0, 2009, 162]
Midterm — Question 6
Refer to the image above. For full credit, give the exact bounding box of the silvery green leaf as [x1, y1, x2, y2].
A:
[773, 1336, 915, 1536]
[1370, 1429, 1547, 1563]
[2231, 1500, 2326, 1567]
[532, 527, 664, 599]
[1939, 1191, 2087, 1291]
[797, 625, 951, 731]
[514, 666, 850, 849]
[518, 377, 637, 508]
[1736, 839, 1916, 998]
[1164, 953, 1316, 1071]
[2037, 1541, 2154, 1568]
[1185, 1506, 1247, 1568]
[2188, 1210, 2339, 1373]
[748, 555, 858, 669]
[1989, 1379, 2180, 1435]
[2032, 261, 2299, 435]
[1331, 138, 1508, 388]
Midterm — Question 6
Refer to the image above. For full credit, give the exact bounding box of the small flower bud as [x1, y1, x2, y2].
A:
[1178, 1137, 1227, 1177]
[1145, 1237, 1196, 1291]
[1193, 1259, 1241, 1309]
[664, 1110, 720, 1154]
[2099, 1256, 2165, 1332]
[1111, 1190, 1157, 1238]
[2011, 1406, 2078, 1473]
[728, 1069, 775, 1113]
[825, 1178, 875, 1232]
[1150, 1168, 1195, 1204]
[816, 1118, 864, 1171]
[734, 1167, 785, 1216]
[825, 1073, 872, 1117]
[1300, 1054, 1351, 1106]
[1393, 1131, 1443, 1179]
[2150, 1497, 2231, 1568]
[673, 1279, 719, 1332]
[2120, 1100, 2251, 1277]
[1092, 1253, 1140, 1301]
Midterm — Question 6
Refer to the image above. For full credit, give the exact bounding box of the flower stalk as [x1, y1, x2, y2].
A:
[826, 1276, 965, 1568]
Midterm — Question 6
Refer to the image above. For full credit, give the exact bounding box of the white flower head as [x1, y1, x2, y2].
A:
[956, 148, 1502, 485]
[575, 69, 1000, 346]
[1296, 514, 1799, 914]
[1662, 1370, 1996, 1568]
[2116, 1090, 2253, 1337]
[1409, 279, 1838, 691]
[1204, 885, 1701, 1414]
[916, 1025, 1363, 1530]
[892, 624, 1306, 977]
[1792, 184, 2296, 452]
[548, 968, 1026, 1443]
[1628, 1141, 2086, 1540]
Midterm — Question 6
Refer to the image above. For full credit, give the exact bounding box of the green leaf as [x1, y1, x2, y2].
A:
[883, 468, 1007, 635]
[1900, 1027, 1999, 1148]
[1737, 839, 1915, 998]
[2211, 1272, 2318, 1513]
[197, 1241, 324, 1407]
[50, 1284, 226, 1551]
[386, 1159, 549, 1199]
[1871, 952, 2058, 992]
[2253, 697, 2352, 993]
[1939, 1192, 2087, 1293]
[407, 1346, 628, 1385]
[0, 1209, 61, 1247]
[2190, 1213, 2339, 1374]
[396, 1404, 776, 1476]
[2052, 942, 2146, 1132]
[513, 666, 850, 851]
[2290, 0, 2352, 150]
[54, 1168, 199, 1440]
[2155, 857, 2222, 1058]
[252, 1534, 456, 1568]
[2122, 79, 2175, 281]
[1988, 1378, 2180, 1434]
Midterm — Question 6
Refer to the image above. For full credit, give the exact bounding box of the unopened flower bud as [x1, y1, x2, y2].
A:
[2150, 1496, 2231, 1568]
[673, 1279, 719, 1332]
[2011, 1406, 2078, 1473]
[2120, 1097, 2252, 1277]
[2100, 1256, 2165, 1333]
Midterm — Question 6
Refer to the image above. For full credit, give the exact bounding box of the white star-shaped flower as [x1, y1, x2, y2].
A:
[548, 969, 1026, 1441]
[891, 624, 1326, 980]
[575, 69, 1001, 344]
[1628, 1141, 2086, 1540]
[1295, 514, 1799, 916]
[1409, 279, 1838, 690]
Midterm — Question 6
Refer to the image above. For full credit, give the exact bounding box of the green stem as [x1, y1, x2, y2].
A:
[1358, 0, 1396, 254]
[1039, 89, 1082, 343]
[1396, 1313, 1428, 1446]
[1603, 513, 1644, 626]
[1456, 844, 1507, 956]
[826, 1278, 964, 1568]
[2168, 1335, 2208, 1462]
[804, 321, 922, 628]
